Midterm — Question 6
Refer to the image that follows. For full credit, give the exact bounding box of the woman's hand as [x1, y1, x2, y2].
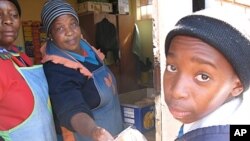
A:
[91, 126, 114, 141]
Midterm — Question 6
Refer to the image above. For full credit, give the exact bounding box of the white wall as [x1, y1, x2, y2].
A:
[153, 0, 192, 140]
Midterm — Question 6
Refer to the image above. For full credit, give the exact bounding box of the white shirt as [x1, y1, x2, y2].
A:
[183, 90, 250, 134]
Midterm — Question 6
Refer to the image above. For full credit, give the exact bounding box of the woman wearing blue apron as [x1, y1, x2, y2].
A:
[0, 1, 56, 141]
[40, 1, 123, 141]
[0, 57, 57, 141]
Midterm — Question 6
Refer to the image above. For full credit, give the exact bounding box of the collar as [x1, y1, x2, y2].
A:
[0, 47, 12, 60]
[183, 96, 243, 134]
[0, 46, 32, 66]
[41, 40, 93, 77]
[46, 40, 98, 65]
[66, 40, 98, 65]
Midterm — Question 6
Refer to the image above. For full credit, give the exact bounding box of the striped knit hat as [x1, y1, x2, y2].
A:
[165, 8, 250, 92]
[9, 0, 21, 16]
[41, 0, 79, 33]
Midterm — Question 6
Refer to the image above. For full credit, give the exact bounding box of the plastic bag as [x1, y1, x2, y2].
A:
[114, 126, 148, 141]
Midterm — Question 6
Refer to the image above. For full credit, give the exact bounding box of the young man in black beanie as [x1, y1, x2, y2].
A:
[163, 8, 250, 141]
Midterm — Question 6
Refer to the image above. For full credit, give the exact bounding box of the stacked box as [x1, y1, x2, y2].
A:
[119, 88, 156, 133]
[78, 1, 101, 13]
[100, 2, 113, 13]
[77, 0, 109, 3]
[77, 1, 112, 14]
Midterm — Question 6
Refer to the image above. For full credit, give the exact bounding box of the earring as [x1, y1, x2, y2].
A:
[46, 37, 52, 41]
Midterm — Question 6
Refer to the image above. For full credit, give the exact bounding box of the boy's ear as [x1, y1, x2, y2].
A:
[231, 78, 244, 97]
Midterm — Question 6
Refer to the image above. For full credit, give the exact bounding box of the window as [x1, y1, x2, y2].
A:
[136, 0, 152, 20]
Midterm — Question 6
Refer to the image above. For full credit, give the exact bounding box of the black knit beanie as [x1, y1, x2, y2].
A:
[165, 8, 250, 92]
[9, 0, 21, 16]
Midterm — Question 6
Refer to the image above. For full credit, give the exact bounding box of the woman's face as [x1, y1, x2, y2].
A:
[50, 14, 81, 53]
[0, 0, 20, 48]
[163, 35, 243, 124]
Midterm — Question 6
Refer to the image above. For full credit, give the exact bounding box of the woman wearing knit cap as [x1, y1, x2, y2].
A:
[163, 7, 250, 141]
[40, 0, 123, 141]
[0, 0, 57, 141]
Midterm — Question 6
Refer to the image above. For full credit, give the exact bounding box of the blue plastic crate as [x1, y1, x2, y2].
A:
[119, 88, 155, 133]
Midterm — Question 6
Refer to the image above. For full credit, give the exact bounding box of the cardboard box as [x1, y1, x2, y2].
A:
[119, 88, 155, 133]
[77, 0, 109, 3]
[100, 2, 113, 13]
[77, 1, 101, 13]
[77, 1, 112, 14]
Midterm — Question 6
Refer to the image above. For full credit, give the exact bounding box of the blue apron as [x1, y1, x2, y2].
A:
[74, 64, 123, 141]
[0, 65, 57, 141]
[46, 40, 123, 141]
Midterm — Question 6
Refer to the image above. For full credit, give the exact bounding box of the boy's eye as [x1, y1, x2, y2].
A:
[195, 73, 210, 82]
[166, 64, 177, 72]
